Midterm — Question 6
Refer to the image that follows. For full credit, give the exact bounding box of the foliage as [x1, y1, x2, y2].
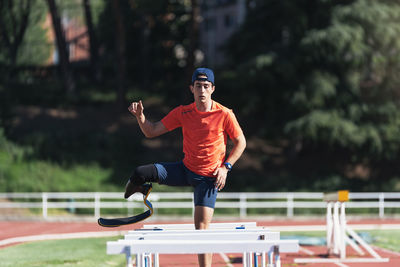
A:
[2, 0, 400, 192]
[223, 0, 400, 183]
[96, 0, 189, 103]
[0, 0, 50, 66]
[0, 128, 116, 192]
[287, 0, 400, 160]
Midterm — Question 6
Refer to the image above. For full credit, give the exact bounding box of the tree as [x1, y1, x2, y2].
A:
[223, 0, 400, 188]
[286, 0, 400, 161]
[96, 0, 189, 104]
[82, 0, 101, 83]
[0, 0, 32, 67]
[111, 0, 127, 109]
[46, 0, 76, 93]
[183, 0, 200, 103]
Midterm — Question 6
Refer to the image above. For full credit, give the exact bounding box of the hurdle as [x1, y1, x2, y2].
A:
[108, 239, 298, 267]
[294, 190, 389, 264]
[106, 222, 298, 267]
[133, 222, 270, 266]
[124, 229, 281, 266]
[141, 221, 257, 230]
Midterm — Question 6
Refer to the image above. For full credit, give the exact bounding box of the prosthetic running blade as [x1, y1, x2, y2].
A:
[98, 184, 153, 227]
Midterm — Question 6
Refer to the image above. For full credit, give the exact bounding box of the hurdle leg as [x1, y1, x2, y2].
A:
[144, 253, 151, 267]
[339, 202, 347, 259]
[267, 247, 274, 267]
[326, 202, 333, 253]
[248, 252, 253, 266]
[125, 253, 132, 267]
[333, 202, 341, 255]
[243, 252, 247, 267]
[137, 253, 146, 267]
[274, 246, 280, 267]
[253, 252, 258, 267]
[123, 246, 132, 267]
[154, 253, 159, 267]
[261, 252, 266, 267]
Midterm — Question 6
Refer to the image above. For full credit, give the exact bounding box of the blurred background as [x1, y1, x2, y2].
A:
[1, 0, 400, 196]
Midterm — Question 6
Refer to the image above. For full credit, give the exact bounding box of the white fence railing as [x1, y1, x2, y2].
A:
[1, 192, 400, 219]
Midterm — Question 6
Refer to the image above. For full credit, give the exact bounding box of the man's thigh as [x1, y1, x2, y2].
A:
[155, 161, 189, 186]
[193, 179, 218, 208]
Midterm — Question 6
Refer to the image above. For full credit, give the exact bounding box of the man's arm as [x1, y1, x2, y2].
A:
[128, 100, 168, 138]
[224, 133, 246, 166]
[213, 133, 246, 191]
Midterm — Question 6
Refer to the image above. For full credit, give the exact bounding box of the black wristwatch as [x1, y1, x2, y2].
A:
[224, 162, 232, 172]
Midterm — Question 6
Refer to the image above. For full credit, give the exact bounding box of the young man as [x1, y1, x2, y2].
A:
[125, 67, 246, 267]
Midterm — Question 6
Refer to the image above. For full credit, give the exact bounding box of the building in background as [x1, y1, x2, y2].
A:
[199, 0, 246, 67]
[44, 13, 89, 65]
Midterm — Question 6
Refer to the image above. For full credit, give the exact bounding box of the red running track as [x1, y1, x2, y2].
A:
[1, 218, 400, 267]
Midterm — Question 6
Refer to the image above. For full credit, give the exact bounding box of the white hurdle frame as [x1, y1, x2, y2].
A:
[107, 239, 299, 267]
[141, 222, 257, 230]
[295, 191, 389, 264]
[106, 222, 298, 267]
[124, 229, 281, 267]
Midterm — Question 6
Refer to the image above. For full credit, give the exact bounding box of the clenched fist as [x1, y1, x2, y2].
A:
[128, 100, 144, 117]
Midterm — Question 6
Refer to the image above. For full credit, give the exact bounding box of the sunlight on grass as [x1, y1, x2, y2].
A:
[0, 236, 126, 267]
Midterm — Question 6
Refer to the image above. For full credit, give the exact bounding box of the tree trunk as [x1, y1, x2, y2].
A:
[112, 0, 127, 110]
[0, 0, 32, 77]
[183, 0, 200, 103]
[82, 0, 101, 83]
[46, 0, 75, 93]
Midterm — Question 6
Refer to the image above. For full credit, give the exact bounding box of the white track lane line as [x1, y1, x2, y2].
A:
[334, 262, 349, 267]
[299, 246, 315, 255]
[219, 253, 234, 267]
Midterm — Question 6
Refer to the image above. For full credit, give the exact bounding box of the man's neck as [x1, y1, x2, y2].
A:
[195, 100, 213, 112]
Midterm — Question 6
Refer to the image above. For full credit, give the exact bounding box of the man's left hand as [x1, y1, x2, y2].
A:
[213, 167, 228, 191]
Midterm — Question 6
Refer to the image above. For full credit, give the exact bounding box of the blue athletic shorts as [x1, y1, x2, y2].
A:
[154, 161, 218, 209]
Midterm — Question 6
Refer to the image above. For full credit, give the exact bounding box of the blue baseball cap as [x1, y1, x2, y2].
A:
[192, 68, 215, 84]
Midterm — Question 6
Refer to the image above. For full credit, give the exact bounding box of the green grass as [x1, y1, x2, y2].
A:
[0, 236, 126, 267]
[367, 229, 400, 252]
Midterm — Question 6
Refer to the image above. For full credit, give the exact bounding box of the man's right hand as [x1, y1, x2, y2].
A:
[128, 100, 144, 118]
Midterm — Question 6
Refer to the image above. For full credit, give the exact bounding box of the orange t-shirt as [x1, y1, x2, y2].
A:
[161, 101, 243, 177]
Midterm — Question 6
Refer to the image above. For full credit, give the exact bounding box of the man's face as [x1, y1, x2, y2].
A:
[190, 76, 215, 103]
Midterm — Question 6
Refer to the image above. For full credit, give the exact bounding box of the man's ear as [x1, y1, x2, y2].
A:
[189, 85, 194, 94]
[211, 85, 215, 94]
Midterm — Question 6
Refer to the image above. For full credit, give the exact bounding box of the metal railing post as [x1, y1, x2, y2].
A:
[42, 192, 48, 218]
[379, 193, 385, 218]
[94, 193, 100, 218]
[240, 193, 247, 218]
[287, 193, 294, 218]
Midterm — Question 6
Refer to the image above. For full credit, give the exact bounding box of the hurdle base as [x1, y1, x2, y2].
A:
[294, 257, 389, 263]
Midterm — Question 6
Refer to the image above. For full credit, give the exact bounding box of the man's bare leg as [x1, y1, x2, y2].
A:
[194, 205, 214, 267]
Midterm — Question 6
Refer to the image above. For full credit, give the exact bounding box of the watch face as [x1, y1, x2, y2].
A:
[224, 163, 232, 171]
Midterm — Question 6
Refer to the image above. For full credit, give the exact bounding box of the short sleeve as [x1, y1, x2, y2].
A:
[224, 110, 243, 139]
[161, 106, 182, 131]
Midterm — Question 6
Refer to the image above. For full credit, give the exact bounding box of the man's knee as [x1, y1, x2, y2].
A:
[194, 206, 214, 230]
[129, 164, 159, 185]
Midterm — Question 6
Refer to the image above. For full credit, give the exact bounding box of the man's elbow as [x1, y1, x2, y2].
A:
[235, 134, 246, 150]
[144, 132, 156, 138]
[241, 136, 247, 150]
